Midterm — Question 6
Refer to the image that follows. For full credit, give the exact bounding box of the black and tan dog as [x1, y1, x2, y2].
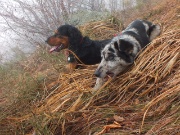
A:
[46, 24, 111, 69]
[94, 19, 161, 90]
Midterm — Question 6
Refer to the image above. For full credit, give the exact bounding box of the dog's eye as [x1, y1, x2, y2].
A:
[107, 54, 115, 61]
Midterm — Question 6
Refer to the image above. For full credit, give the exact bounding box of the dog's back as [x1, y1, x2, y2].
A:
[122, 20, 160, 49]
[93, 19, 161, 91]
[73, 37, 111, 65]
[115, 19, 161, 56]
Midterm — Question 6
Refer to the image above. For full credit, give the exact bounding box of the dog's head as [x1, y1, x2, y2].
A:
[94, 39, 134, 79]
[46, 24, 83, 53]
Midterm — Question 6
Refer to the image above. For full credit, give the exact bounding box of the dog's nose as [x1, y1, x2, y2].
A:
[45, 37, 51, 43]
[94, 69, 101, 77]
[45, 38, 48, 43]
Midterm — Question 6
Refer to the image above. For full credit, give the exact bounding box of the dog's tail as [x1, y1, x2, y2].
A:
[149, 24, 161, 41]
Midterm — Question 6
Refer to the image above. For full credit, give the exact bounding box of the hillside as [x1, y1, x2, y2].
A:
[0, 0, 179, 135]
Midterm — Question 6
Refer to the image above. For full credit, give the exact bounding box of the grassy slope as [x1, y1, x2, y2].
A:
[0, 0, 179, 134]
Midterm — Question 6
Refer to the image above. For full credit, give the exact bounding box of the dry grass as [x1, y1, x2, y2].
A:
[78, 17, 123, 40]
[28, 28, 179, 135]
[0, 0, 180, 135]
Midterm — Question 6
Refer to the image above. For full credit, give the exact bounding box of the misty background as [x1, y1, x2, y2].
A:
[0, 0, 139, 64]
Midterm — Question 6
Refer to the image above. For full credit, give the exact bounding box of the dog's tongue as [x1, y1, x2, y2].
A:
[49, 44, 64, 53]
[49, 46, 59, 53]
[106, 71, 114, 77]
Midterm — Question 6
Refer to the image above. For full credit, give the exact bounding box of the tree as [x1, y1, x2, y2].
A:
[0, 0, 138, 51]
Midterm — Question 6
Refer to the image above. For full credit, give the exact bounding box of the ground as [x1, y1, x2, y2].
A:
[0, 0, 179, 135]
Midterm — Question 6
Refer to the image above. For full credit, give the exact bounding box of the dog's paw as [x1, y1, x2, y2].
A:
[91, 82, 102, 93]
[150, 24, 161, 41]
[92, 78, 103, 92]
[92, 85, 100, 92]
[155, 24, 161, 35]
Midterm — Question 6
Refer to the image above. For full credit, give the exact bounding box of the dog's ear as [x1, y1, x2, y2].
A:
[68, 26, 83, 49]
[113, 41, 120, 51]
[117, 39, 134, 64]
[118, 51, 134, 64]
[119, 39, 133, 54]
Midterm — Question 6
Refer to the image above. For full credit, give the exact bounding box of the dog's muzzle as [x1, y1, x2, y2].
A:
[49, 44, 64, 53]
[45, 37, 65, 53]
[94, 67, 114, 78]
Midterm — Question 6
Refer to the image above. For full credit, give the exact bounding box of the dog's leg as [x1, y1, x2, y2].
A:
[93, 78, 104, 91]
[149, 24, 161, 41]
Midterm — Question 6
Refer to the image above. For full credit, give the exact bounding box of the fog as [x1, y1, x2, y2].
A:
[0, 0, 137, 63]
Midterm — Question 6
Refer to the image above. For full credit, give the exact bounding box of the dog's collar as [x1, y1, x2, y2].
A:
[67, 54, 76, 63]
[114, 32, 122, 37]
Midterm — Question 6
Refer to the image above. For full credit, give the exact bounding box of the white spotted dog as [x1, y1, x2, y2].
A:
[93, 19, 161, 90]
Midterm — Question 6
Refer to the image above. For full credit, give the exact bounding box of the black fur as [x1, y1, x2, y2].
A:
[58, 25, 111, 65]
[123, 20, 152, 48]
[119, 40, 134, 54]
[57, 25, 83, 51]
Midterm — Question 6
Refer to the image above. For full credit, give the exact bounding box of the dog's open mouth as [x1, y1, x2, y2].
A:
[106, 71, 114, 77]
[49, 44, 64, 53]
[103, 71, 114, 81]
